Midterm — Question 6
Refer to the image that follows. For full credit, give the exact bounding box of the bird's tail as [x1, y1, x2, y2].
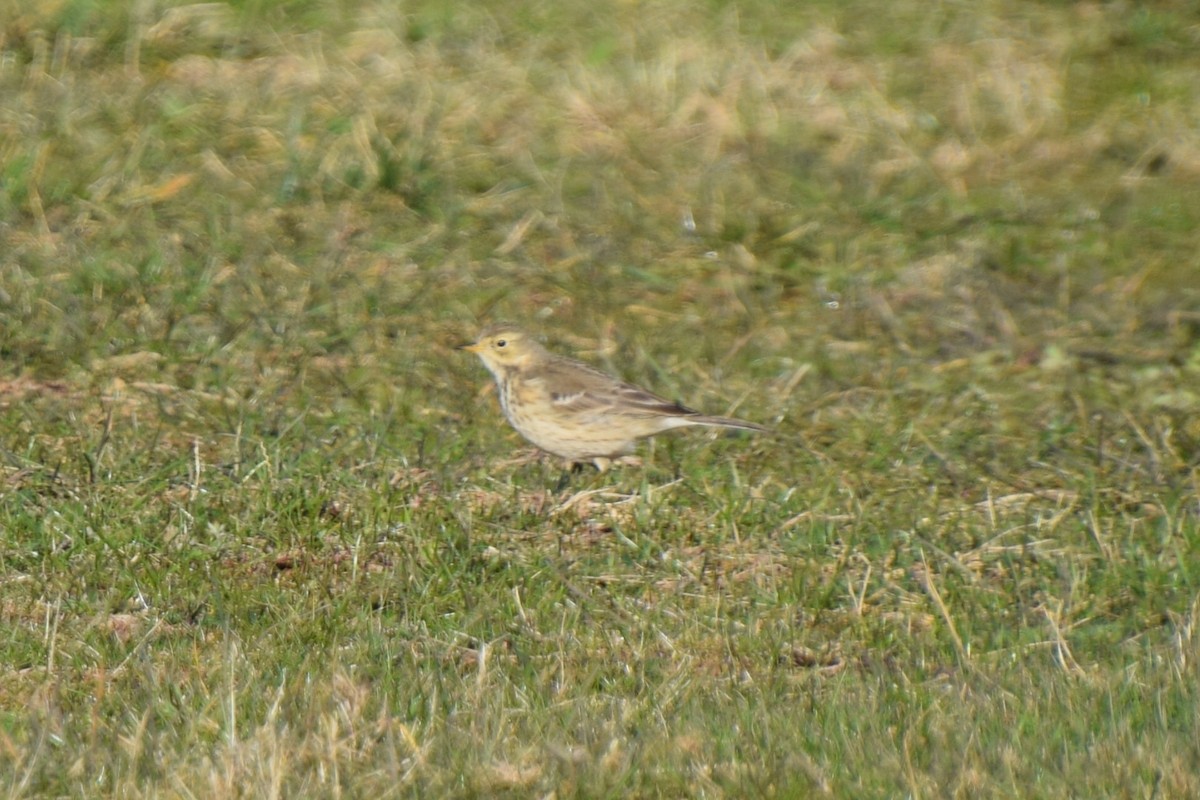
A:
[689, 415, 768, 433]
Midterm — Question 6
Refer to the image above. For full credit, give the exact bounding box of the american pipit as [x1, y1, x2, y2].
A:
[458, 325, 766, 471]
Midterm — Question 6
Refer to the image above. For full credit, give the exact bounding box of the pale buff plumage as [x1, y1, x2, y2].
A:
[458, 325, 766, 470]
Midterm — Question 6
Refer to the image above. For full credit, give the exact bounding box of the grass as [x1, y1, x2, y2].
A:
[2, 0, 1199, 796]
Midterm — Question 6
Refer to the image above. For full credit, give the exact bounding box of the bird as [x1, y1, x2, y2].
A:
[457, 324, 766, 471]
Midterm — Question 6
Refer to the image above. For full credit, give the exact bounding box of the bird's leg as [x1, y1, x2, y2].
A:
[554, 461, 586, 493]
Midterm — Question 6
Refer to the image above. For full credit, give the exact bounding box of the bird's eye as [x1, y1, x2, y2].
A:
[495, 339, 507, 348]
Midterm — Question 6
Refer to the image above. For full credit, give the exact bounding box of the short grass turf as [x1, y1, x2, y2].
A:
[2, 0, 1199, 797]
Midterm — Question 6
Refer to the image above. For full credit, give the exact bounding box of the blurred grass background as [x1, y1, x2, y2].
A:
[1, 0, 1199, 796]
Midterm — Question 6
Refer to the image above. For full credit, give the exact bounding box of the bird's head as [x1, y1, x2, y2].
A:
[457, 325, 543, 373]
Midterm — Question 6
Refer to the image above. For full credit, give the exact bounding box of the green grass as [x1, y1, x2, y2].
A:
[2, 0, 1199, 796]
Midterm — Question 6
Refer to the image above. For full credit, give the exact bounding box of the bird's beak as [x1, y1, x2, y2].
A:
[456, 341, 483, 353]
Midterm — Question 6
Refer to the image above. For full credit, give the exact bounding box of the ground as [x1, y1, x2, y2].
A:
[1, 1, 1198, 796]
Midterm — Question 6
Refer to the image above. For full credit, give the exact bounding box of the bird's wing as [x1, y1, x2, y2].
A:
[607, 380, 697, 416]
[540, 358, 697, 419]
